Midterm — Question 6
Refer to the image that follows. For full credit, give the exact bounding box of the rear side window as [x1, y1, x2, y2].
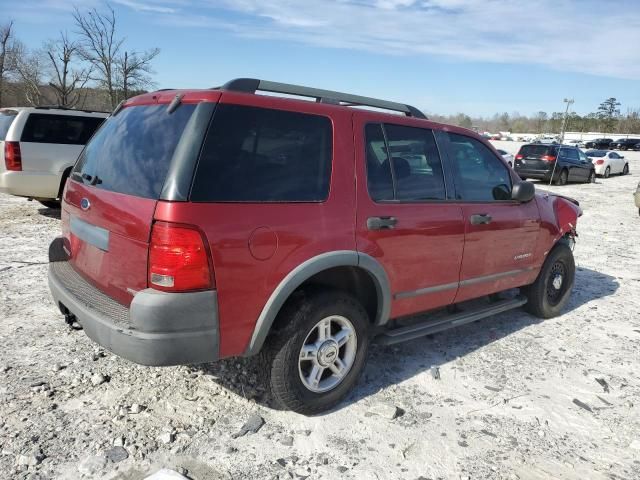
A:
[0, 111, 18, 140]
[191, 104, 332, 202]
[365, 123, 446, 202]
[73, 104, 196, 199]
[21, 114, 104, 145]
[447, 133, 511, 201]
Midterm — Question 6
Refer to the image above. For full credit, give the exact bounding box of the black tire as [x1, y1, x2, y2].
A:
[586, 170, 595, 183]
[522, 243, 575, 319]
[604, 166, 610, 178]
[622, 163, 629, 175]
[555, 169, 568, 186]
[38, 200, 61, 209]
[261, 289, 370, 415]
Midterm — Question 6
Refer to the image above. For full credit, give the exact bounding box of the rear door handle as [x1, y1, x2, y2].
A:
[367, 216, 397, 230]
[470, 214, 492, 225]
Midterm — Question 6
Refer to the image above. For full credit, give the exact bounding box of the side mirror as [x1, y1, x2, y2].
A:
[512, 181, 535, 202]
[620, 155, 625, 159]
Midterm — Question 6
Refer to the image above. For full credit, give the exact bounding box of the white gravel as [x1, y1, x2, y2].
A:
[1, 150, 639, 479]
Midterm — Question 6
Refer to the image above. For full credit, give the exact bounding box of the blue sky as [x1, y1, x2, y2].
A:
[3, 0, 640, 117]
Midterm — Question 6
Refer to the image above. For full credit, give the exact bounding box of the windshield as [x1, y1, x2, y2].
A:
[72, 104, 196, 199]
[0, 110, 18, 140]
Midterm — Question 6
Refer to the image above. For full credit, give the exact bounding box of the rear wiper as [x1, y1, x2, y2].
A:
[80, 173, 102, 185]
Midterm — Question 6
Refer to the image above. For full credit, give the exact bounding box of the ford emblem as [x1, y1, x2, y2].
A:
[80, 198, 91, 211]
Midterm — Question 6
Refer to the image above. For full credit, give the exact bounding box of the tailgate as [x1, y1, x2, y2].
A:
[62, 99, 203, 306]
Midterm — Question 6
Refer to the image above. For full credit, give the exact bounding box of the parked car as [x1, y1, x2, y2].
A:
[497, 149, 514, 167]
[566, 139, 585, 148]
[47, 78, 581, 414]
[634, 142, 640, 151]
[610, 138, 640, 150]
[0, 107, 108, 207]
[634, 181, 640, 216]
[514, 144, 595, 185]
[584, 138, 613, 149]
[585, 150, 629, 178]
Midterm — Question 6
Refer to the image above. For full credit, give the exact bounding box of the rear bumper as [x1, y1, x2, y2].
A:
[514, 167, 554, 180]
[48, 244, 219, 366]
[0, 170, 60, 199]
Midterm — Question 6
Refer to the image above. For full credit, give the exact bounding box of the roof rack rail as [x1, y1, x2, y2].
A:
[218, 78, 427, 120]
[34, 105, 110, 114]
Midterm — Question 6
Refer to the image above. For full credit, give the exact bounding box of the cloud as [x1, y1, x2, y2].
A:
[112, 0, 177, 14]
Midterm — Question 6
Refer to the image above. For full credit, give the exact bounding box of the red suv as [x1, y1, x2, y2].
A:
[48, 79, 581, 414]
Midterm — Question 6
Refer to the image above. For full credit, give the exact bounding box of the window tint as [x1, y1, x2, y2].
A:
[519, 145, 557, 157]
[609, 152, 619, 158]
[447, 133, 512, 201]
[365, 124, 394, 201]
[191, 104, 332, 202]
[365, 123, 446, 202]
[73, 104, 195, 199]
[0, 111, 17, 140]
[21, 114, 104, 145]
[578, 150, 588, 162]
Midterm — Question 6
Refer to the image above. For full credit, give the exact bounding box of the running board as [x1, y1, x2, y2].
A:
[376, 296, 527, 345]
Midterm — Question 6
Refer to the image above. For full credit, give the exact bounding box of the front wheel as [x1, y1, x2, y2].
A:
[522, 243, 575, 319]
[262, 290, 370, 415]
[622, 163, 629, 175]
[604, 166, 611, 178]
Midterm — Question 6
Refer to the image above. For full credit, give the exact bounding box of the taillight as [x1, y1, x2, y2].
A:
[515, 154, 523, 160]
[595, 159, 604, 165]
[148, 222, 213, 292]
[540, 155, 557, 162]
[4, 141, 22, 171]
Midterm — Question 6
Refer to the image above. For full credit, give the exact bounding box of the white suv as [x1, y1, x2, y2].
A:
[0, 107, 108, 207]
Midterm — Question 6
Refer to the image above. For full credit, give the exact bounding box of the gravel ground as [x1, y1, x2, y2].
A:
[1, 149, 639, 480]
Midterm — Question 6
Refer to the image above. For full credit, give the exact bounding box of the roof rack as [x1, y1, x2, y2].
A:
[34, 105, 110, 114]
[217, 78, 427, 120]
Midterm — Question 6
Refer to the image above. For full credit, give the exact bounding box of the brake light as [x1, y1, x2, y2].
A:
[540, 155, 557, 162]
[594, 159, 604, 165]
[4, 141, 22, 171]
[515, 154, 523, 160]
[148, 222, 213, 292]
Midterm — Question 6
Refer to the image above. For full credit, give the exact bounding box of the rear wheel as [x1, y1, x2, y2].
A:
[604, 166, 611, 178]
[522, 243, 575, 319]
[622, 163, 629, 175]
[586, 170, 595, 183]
[555, 169, 568, 186]
[262, 289, 370, 415]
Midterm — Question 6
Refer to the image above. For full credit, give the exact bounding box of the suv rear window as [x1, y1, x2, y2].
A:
[191, 104, 332, 202]
[518, 145, 557, 157]
[21, 113, 105, 145]
[0, 110, 17, 140]
[73, 104, 196, 199]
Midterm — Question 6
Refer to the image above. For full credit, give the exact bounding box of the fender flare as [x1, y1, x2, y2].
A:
[243, 250, 391, 356]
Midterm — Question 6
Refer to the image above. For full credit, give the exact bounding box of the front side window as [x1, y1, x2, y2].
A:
[365, 123, 446, 202]
[191, 104, 332, 202]
[446, 133, 512, 201]
[21, 114, 104, 145]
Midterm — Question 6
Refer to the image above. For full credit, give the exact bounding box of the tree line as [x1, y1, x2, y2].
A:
[432, 97, 640, 135]
[0, 5, 159, 111]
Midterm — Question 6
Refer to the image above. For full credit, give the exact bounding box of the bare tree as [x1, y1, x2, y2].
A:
[73, 5, 123, 108]
[44, 32, 92, 108]
[0, 21, 19, 107]
[14, 43, 46, 106]
[116, 48, 159, 101]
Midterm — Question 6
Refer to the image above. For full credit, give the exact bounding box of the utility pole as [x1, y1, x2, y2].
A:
[560, 98, 574, 143]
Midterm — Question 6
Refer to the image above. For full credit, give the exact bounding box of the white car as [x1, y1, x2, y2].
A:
[566, 139, 585, 148]
[0, 107, 108, 207]
[496, 149, 514, 167]
[585, 150, 629, 178]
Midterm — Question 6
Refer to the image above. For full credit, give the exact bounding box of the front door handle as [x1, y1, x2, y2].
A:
[470, 214, 492, 225]
[367, 216, 397, 230]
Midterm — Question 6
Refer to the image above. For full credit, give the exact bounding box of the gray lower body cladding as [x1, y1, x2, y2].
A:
[48, 259, 219, 366]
